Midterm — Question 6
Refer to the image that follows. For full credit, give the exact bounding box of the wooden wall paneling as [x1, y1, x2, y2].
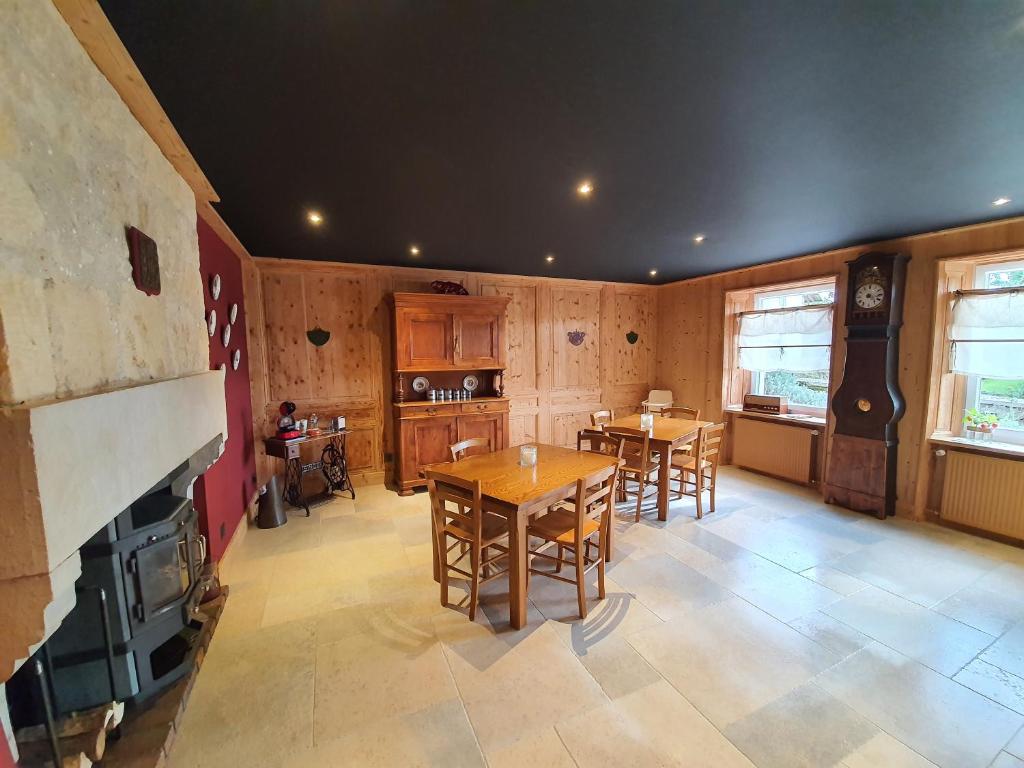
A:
[613, 289, 652, 386]
[261, 271, 312, 402]
[303, 273, 374, 401]
[551, 286, 602, 390]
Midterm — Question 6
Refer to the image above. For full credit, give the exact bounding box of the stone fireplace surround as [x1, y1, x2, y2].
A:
[0, 372, 227, 708]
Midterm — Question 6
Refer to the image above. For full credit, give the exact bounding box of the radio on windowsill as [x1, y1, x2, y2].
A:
[743, 394, 788, 415]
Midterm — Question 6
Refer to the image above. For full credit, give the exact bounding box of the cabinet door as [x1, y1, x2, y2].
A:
[397, 310, 454, 370]
[456, 414, 505, 455]
[400, 416, 458, 481]
[454, 313, 504, 368]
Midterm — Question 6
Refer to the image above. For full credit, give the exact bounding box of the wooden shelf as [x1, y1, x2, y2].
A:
[394, 396, 509, 408]
[723, 406, 826, 429]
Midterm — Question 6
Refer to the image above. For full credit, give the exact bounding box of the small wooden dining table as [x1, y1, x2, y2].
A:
[424, 444, 621, 629]
[605, 414, 711, 522]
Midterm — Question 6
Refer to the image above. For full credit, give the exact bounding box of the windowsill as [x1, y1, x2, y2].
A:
[929, 434, 1024, 460]
[724, 406, 826, 428]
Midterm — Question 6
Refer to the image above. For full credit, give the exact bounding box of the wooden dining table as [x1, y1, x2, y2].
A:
[424, 444, 621, 629]
[605, 414, 711, 522]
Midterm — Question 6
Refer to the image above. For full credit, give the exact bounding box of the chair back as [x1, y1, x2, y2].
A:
[570, 463, 620, 534]
[577, 429, 625, 460]
[695, 423, 726, 468]
[606, 426, 653, 470]
[450, 437, 491, 461]
[425, 469, 484, 538]
[643, 390, 673, 413]
[590, 409, 614, 429]
[663, 406, 701, 420]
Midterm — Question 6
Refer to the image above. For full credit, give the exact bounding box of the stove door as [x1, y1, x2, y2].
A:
[127, 535, 191, 628]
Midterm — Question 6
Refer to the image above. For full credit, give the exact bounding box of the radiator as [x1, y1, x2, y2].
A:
[732, 417, 817, 484]
[940, 450, 1024, 539]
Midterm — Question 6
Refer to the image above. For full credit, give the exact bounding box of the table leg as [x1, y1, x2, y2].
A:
[657, 444, 670, 521]
[508, 511, 528, 629]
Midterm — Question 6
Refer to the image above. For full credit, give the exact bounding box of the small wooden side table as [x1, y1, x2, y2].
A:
[264, 430, 355, 515]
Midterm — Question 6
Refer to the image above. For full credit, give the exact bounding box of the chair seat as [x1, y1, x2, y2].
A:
[445, 513, 508, 544]
[528, 509, 599, 545]
[670, 454, 712, 472]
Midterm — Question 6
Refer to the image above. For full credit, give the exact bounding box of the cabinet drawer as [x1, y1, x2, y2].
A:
[460, 400, 507, 415]
[400, 403, 458, 418]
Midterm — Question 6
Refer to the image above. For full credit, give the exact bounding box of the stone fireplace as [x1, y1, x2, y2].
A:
[0, 0, 228, 758]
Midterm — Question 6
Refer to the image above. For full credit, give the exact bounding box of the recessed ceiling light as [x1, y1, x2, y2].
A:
[545, 253, 555, 263]
[649, 269, 658, 277]
[993, 197, 1012, 207]
[576, 180, 594, 198]
[306, 210, 324, 226]
[693, 234, 706, 244]
[409, 244, 421, 256]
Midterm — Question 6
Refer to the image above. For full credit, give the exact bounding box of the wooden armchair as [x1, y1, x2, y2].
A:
[450, 437, 491, 461]
[590, 409, 614, 430]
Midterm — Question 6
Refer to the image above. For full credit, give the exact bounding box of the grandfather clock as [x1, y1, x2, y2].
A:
[824, 251, 910, 519]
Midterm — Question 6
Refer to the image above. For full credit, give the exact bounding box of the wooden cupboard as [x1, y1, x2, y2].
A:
[391, 293, 511, 494]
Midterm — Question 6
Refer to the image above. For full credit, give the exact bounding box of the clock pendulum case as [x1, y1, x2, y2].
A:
[823, 251, 910, 519]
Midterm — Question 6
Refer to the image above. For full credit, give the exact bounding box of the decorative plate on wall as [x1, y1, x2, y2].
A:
[411, 376, 430, 393]
[218, 362, 227, 373]
[210, 273, 221, 300]
[232, 349, 241, 370]
[222, 324, 231, 347]
[229, 303, 239, 324]
[207, 309, 217, 337]
[462, 374, 479, 392]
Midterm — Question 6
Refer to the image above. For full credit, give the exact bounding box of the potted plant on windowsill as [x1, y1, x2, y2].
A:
[964, 408, 1000, 440]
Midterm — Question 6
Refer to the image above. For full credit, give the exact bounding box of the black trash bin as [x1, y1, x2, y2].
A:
[257, 475, 288, 529]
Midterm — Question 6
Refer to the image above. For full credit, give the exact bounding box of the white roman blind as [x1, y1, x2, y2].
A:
[737, 305, 833, 372]
[949, 289, 1024, 378]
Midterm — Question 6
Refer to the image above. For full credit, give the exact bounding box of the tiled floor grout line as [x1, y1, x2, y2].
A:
[436, 632, 492, 767]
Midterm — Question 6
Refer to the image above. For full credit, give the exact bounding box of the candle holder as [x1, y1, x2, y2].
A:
[640, 413, 654, 430]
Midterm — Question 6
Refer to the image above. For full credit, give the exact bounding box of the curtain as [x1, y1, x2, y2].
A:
[737, 305, 833, 372]
[949, 290, 1024, 378]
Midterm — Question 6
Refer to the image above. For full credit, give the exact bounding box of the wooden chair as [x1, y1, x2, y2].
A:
[426, 470, 509, 621]
[577, 429, 625, 460]
[662, 406, 700, 420]
[662, 406, 701, 456]
[526, 463, 619, 619]
[450, 437, 491, 461]
[590, 409, 614, 430]
[606, 426, 659, 521]
[670, 423, 725, 519]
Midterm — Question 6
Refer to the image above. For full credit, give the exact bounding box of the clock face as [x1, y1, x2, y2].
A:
[854, 281, 885, 310]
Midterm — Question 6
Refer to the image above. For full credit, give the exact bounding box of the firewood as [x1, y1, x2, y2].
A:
[15, 729, 105, 764]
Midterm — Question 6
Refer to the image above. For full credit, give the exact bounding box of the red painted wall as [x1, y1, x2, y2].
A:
[0, 735, 14, 768]
[193, 216, 257, 562]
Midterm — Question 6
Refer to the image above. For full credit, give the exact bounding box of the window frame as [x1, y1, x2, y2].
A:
[927, 250, 1024, 450]
[724, 276, 839, 418]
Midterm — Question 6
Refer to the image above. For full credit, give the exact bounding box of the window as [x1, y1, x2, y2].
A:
[750, 284, 835, 410]
[730, 279, 837, 415]
[952, 260, 1024, 445]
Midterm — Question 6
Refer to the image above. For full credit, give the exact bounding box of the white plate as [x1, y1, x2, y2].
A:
[229, 303, 238, 324]
[207, 309, 217, 336]
[463, 374, 479, 391]
[411, 376, 430, 393]
[210, 273, 221, 300]
[222, 324, 231, 347]
[232, 349, 241, 370]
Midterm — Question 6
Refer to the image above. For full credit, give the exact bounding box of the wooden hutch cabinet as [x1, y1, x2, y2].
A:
[391, 293, 511, 495]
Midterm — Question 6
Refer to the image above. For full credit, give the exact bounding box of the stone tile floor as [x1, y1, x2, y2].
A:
[169, 468, 1024, 767]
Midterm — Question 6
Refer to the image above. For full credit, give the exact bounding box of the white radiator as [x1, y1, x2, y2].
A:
[732, 417, 817, 484]
[941, 450, 1024, 539]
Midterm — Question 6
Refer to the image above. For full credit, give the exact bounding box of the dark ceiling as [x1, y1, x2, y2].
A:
[100, 0, 1024, 283]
